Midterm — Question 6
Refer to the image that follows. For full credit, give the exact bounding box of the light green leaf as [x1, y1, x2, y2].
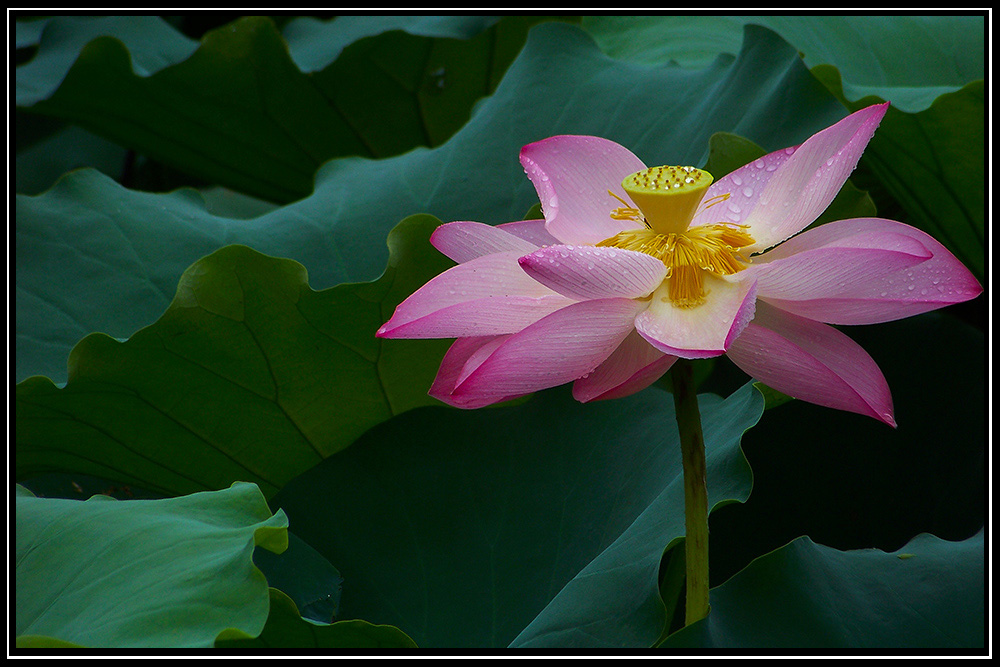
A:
[15, 216, 454, 499]
[659, 531, 984, 648]
[15, 482, 287, 648]
[271, 383, 764, 648]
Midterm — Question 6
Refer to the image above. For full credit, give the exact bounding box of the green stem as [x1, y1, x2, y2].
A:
[670, 358, 710, 626]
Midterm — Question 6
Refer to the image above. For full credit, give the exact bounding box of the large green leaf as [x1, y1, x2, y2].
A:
[15, 216, 453, 499]
[15, 15, 557, 202]
[15, 482, 288, 648]
[270, 383, 764, 648]
[217, 588, 418, 649]
[16, 23, 848, 385]
[659, 531, 984, 648]
[583, 15, 985, 111]
[510, 384, 763, 648]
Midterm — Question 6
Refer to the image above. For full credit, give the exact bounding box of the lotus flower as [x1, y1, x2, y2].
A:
[377, 103, 982, 425]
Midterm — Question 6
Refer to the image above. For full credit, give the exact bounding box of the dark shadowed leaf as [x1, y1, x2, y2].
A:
[216, 588, 418, 649]
[659, 531, 984, 649]
[271, 383, 764, 648]
[16, 15, 562, 202]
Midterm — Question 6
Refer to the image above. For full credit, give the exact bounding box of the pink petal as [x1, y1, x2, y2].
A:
[572, 329, 677, 402]
[518, 245, 667, 301]
[635, 275, 758, 359]
[430, 221, 540, 263]
[689, 143, 798, 229]
[429, 335, 517, 402]
[741, 103, 889, 251]
[520, 135, 647, 246]
[752, 218, 983, 324]
[725, 301, 895, 426]
[376, 251, 575, 338]
[444, 298, 646, 409]
[497, 219, 562, 248]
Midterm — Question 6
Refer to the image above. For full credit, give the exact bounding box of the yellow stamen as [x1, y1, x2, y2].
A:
[668, 264, 705, 308]
[602, 165, 754, 309]
[608, 190, 646, 224]
[598, 222, 755, 309]
[697, 192, 731, 213]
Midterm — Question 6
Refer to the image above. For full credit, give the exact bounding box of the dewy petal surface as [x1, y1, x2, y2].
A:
[447, 298, 646, 408]
[430, 221, 540, 263]
[689, 142, 798, 229]
[726, 301, 895, 426]
[741, 103, 889, 252]
[520, 135, 647, 246]
[518, 245, 667, 301]
[376, 251, 575, 338]
[635, 275, 758, 359]
[572, 329, 677, 403]
[751, 218, 983, 324]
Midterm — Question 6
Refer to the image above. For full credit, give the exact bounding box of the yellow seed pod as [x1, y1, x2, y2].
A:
[621, 166, 713, 235]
